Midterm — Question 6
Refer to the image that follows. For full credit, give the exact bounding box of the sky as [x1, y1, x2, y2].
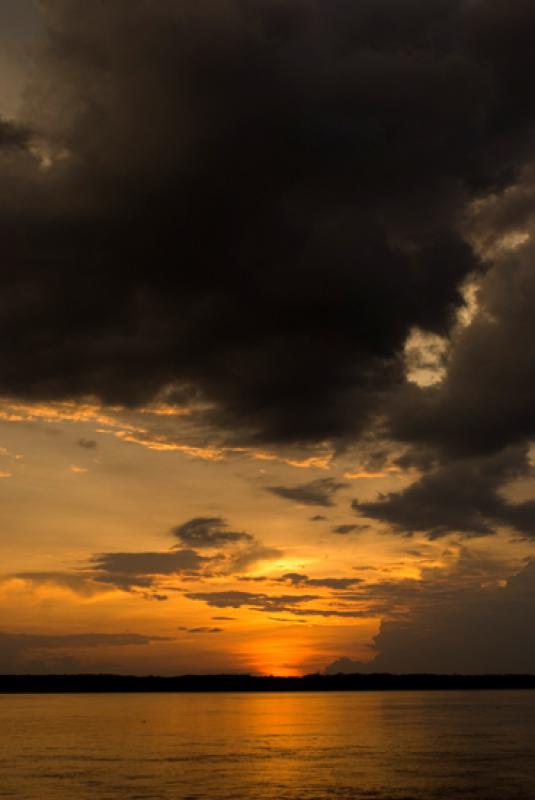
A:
[2, 0, 535, 676]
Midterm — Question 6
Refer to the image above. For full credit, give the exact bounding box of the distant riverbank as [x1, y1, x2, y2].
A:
[2, 673, 535, 693]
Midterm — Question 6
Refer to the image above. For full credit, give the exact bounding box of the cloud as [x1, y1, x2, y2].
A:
[77, 438, 97, 449]
[90, 549, 209, 577]
[0, 117, 30, 151]
[3, 0, 535, 597]
[225, 543, 283, 574]
[5, 0, 535, 447]
[267, 478, 347, 506]
[86, 549, 212, 594]
[172, 517, 283, 575]
[10, 571, 101, 597]
[180, 626, 223, 634]
[310, 515, 327, 522]
[388, 243, 535, 460]
[331, 524, 369, 535]
[277, 573, 362, 590]
[185, 589, 369, 619]
[8, 517, 283, 601]
[172, 517, 253, 548]
[324, 657, 366, 675]
[356, 446, 535, 539]
[325, 559, 535, 674]
[0, 630, 170, 673]
[185, 591, 320, 611]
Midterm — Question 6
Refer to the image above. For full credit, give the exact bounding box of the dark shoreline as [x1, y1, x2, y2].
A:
[2, 673, 535, 694]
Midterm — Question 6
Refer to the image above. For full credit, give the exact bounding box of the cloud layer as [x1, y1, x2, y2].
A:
[5, 0, 535, 450]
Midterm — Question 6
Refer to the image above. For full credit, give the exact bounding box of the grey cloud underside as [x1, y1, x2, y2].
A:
[357, 445, 535, 539]
[4, 0, 535, 448]
[267, 478, 347, 506]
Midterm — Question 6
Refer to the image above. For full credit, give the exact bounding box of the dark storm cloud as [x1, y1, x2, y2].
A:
[172, 517, 253, 548]
[0, 117, 30, 150]
[325, 559, 535, 674]
[389, 242, 535, 459]
[267, 478, 347, 506]
[6, 0, 535, 446]
[356, 445, 535, 539]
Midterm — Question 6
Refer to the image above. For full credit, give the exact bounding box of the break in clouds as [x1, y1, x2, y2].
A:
[2, 0, 535, 543]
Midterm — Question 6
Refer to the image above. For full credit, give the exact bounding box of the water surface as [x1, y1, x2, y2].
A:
[1, 690, 535, 799]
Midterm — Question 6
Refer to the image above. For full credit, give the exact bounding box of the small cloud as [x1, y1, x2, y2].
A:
[332, 524, 370, 535]
[310, 515, 327, 521]
[78, 438, 98, 449]
[172, 517, 253, 548]
[190, 627, 223, 634]
[178, 626, 223, 634]
[267, 478, 347, 507]
[0, 471, 12, 479]
[70, 464, 88, 474]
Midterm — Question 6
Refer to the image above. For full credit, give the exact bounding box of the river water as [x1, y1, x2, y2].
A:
[1, 690, 535, 799]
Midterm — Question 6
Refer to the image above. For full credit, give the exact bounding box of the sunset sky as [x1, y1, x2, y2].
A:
[2, 0, 535, 676]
